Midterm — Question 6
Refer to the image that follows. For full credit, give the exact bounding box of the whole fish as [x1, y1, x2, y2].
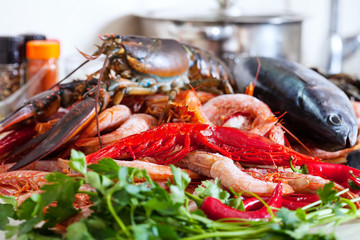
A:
[233, 57, 358, 151]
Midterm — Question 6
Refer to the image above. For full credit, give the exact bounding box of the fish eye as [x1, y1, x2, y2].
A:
[327, 113, 342, 126]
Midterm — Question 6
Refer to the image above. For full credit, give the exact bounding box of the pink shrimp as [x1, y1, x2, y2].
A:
[202, 94, 285, 145]
[76, 113, 158, 154]
[245, 168, 359, 203]
[0, 170, 48, 196]
[169, 90, 212, 124]
[144, 90, 214, 124]
[0, 160, 66, 173]
[113, 159, 203, 180]
[176, 151, 294, 196]
[76, 104, 131, 141]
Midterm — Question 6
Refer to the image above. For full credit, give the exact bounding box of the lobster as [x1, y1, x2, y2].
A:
[0, 35, 234, 170]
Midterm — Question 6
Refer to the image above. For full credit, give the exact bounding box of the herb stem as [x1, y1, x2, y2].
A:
[106, 193, 131, 238]
[181, 227, 271, 240]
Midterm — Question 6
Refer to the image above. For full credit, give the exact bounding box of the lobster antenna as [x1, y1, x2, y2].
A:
[279, 123, 313, 155]
[273, 111, 312, 154]
[50, 60, 90, 89]
[50, 44, 107, 89]
[94, 55, 109, 149]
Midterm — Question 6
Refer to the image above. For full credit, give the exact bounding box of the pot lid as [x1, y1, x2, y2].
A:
[136, 9, 303, 24]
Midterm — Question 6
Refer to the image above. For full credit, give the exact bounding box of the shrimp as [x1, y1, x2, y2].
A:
[144, 94, 169, 117]
[245, 168, 359, 204]
[0, 160, 66, 173]
[144, 90, 214, 124]
[0, 170, 48, 196]
[76, 113, 158, 154]
[176, 150, 294, 196]
[113, 159, 203, 181]
[166, 90, 212, 124]
[77, 104, 132, 141]
[202, 94, 284, 145]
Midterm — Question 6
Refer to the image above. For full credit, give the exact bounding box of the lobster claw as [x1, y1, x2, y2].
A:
[0, 89, 61, 133]
[10, 97, 98, 170]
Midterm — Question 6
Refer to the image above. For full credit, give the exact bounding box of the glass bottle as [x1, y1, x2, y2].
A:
[19, 34, 46, 83]
[26, 40, 60, 98]
[0, 36, 24, 101]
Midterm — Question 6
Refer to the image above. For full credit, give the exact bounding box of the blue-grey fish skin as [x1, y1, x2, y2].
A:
[233, 57, 358, 151]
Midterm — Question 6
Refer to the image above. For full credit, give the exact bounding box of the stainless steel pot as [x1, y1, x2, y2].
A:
[136, 9, 303, 64]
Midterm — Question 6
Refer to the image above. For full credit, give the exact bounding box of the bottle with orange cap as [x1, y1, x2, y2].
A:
[26, 40, 60, 98]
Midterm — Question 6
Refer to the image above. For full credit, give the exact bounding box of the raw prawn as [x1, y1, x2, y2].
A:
[245, 168, 360, 205]
[0, 170, 48, 196]
[164, 90, 212, 124]
[113, 159, 203, 181]
[202, 94, 284, 145]
[77, 104, 131, 140]
[76, 113, 158, 154]
[145, 90, 214, 124]
[0, 160, 66, 173]
[176, 151, 294, 196]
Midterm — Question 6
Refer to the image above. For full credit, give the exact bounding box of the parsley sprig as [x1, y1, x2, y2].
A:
[1, 150, 360, 239]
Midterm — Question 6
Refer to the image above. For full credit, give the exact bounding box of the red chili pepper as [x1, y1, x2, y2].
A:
[243, 197, 269, 211]
[200, 183, 283, 221]
[243, 194, 316, 212]
[281, 199, 309, 210]
[0, 126, 36, 156]
[305, 162, 360, 188]
[284, 193, 320, 203]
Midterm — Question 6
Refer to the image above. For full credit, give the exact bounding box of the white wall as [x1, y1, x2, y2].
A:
[1, 0, 360, 77]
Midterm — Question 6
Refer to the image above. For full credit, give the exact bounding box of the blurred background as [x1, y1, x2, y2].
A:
[1, 0, 360, 78]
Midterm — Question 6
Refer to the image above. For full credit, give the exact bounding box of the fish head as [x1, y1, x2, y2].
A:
[296, 73, 358, 151]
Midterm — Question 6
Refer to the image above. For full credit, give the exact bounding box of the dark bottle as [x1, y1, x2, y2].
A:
[0, 36, 24, 101]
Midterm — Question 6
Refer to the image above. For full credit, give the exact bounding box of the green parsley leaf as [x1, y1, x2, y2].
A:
[0, 195, 17, 208]
[317, 182, 339, 205]
[42, 173, 82, 228]
[194, 178, 230, 203]
[16, 193, 44, 220]
[68, 149, 87, 176]
[0, 204, 14, 230]
[277, 207, 301, 229]
[170, 164, 190, 191]
[65, 221, 95, 240]
[227, 196, 245, 210]
[88, 158, 120, 179]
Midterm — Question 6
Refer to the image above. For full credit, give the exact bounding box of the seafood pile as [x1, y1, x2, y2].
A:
[1, 35, 360, 235]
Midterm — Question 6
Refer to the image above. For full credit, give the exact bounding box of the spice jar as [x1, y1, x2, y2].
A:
[26, 40, 60, 98]
[19, 34, 46, 79]
[0, 36, 24, 101]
